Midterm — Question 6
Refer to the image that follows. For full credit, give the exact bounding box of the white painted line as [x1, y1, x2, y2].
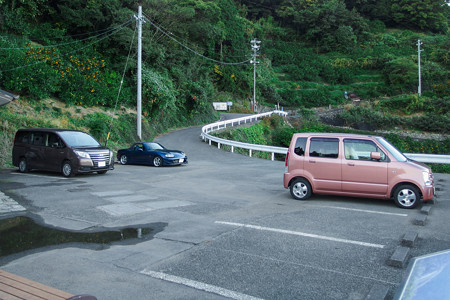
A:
[141, 269, 264, 300]
[215, 221, 384, 249]
[315, 205, 408, 217]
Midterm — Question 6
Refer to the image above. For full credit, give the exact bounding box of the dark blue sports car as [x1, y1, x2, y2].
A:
[117, 142, 188, 167]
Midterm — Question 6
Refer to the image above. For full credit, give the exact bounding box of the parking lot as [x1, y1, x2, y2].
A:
[1, 123, 450, 299]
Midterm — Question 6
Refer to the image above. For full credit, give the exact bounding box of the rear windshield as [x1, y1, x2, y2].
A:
[58, 131, 101, 147]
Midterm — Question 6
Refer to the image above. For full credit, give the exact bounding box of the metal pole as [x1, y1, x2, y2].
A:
[253, 60, 256, 111]
[136, 6, 143, 140]
[250, 39, 260, 112]
[417, 39, 423, 96]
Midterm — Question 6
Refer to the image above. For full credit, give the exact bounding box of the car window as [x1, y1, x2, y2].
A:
[294, 137, 307, 156]
[47, 133, 64, 148]
[134, 144, 144, 151]
[344, 139, 387, 161]
[16, 132, 30, 144]
[309, 138, 339, 158]
[32, 133, 45, 146]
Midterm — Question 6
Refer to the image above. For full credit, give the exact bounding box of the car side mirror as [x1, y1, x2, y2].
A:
[370, 152, 381, 160]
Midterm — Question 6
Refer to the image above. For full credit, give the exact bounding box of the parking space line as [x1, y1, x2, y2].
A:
[313, 205, 408, 217]
[215, 221, 385, 249]
[141, 269, 264, 300]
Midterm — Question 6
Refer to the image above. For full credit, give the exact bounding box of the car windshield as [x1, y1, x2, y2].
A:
[59, 131, 101, 147]
[376, 137, 407, 162]
[145, 142, 165, 150]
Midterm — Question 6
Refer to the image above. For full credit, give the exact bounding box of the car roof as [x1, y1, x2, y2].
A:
[292, 132, 383, 139]
[17, 128, 86, 133]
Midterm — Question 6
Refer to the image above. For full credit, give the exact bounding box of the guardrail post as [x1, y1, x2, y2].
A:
[249, 149, 252, 157]
[231, 146, 234, 153]
[271, 153, 275, 161]
[218, 143, 221, 149]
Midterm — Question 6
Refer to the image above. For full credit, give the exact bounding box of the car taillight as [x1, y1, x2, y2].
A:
[285, 151, 289, 167]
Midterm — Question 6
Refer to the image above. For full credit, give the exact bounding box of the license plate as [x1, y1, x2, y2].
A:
[98, 161, 106, 167]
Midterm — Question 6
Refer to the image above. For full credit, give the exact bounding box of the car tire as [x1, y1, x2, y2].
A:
[393, 184, 420, 209]
[120, 155, 128, 165]
[18, 157, 29, 173]
[153, 156, 163, 167]
[62, 160, 74, 177]
[290, 178, 312, 200]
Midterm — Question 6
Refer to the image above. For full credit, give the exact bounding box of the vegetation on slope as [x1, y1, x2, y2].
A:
[0, 0, 449, 169]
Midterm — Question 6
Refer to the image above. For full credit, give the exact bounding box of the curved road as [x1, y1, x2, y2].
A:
[1, 114, 450, 300]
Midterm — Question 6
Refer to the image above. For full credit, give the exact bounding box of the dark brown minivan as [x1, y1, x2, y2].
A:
[12, 128, 114, 177]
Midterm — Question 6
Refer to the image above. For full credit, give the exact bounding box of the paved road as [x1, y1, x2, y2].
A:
[1, 115, 450, 300]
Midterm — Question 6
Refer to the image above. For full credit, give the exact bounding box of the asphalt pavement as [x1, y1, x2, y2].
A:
[1, 114, 449, 300]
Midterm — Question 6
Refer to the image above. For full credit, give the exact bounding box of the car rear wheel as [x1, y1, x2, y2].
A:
[153, 156, 163, 167]
[62, 160, 74, 177]
[290, 178, 312, 200]
[119, 155, 128, 165]
[393, 184, 420, 209]
[19, 158, 29, 173]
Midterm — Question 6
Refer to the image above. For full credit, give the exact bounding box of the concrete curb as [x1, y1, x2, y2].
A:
[401, 231, 418, 247]
[387, 246, 410, 268]
[365, 284, 390, 300]
[413, 214, 427, 226]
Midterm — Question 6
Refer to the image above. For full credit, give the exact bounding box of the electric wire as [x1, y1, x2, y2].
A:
[142, 12, 250, 60]
[0, 19, 133, 73]
[0, 19, 134, 50]
[143, 15, 252, 65]
[105, 24, 137, 147]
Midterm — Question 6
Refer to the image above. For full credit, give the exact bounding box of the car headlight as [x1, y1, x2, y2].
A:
[74, 150, 91, 159]
[423, 171, 432, 186]
[165, 153, 175, 158]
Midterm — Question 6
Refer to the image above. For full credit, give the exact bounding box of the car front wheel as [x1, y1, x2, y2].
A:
[62, 160, 74, 177]
[393, 184, 420, 209]
[153, 156, 163, 167]
[120, 155, 128, 165]
[290, 178, 312, 200]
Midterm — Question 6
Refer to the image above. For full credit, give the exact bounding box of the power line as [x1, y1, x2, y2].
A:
[142, 15, 252, 66]
[0, 19, 133, 50]
[0, 19, 133, 73]
[142, 12, 249, 60]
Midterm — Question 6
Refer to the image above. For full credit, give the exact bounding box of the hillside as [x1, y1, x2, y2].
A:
[0, 0, 449, 169]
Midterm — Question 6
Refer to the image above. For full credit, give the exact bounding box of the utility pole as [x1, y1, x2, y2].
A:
[417, 39, 423, 96]
[135, 6, 144, 140]
[250, 39, 260, 112]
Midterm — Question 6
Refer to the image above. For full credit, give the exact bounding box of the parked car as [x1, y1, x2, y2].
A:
[117, 142, 188, 167]
[284, 133, 434, 209]
[13, 128, 114, 177]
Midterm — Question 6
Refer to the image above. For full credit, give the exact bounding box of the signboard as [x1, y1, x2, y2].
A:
[213, 102, 228, 111]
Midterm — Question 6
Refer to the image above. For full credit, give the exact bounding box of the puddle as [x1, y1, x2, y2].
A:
[0, 216, 154, 257]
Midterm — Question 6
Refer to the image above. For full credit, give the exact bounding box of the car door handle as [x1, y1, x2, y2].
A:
[348, 163, 355, 166]
[309, 160, 316, 163]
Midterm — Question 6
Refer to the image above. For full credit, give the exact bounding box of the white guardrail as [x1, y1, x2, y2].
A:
[201, 111, 450, 164]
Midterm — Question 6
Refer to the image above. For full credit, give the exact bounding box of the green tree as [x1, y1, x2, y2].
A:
[277, 0, 369, 51]
[391, 0, 448, 33]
